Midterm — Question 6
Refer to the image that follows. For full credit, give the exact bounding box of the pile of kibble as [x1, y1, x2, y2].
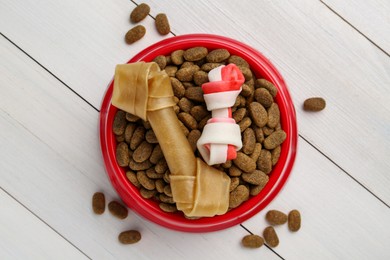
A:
[113, 46, 288, 212]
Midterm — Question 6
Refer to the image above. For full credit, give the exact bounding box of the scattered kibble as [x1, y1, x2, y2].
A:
[118, 230, 142, 244]
[108, 201, 128, 219]
[130, 3, 150, 23]
[92, 192, 105, 215]
[266, 210, 288, 225]
[303, 97, 326, 111]
[155, 13, 170, 35]
[125, 25, 146, 44]
[263, 226, 279, 247]
[242, 234, 264, 248]
[288, 209, 301, 232]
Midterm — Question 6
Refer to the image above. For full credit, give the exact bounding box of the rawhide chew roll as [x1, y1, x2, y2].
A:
[112, 62, 230, 217]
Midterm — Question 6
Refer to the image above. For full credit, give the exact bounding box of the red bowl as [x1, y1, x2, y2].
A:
[100, 34, 297, 232]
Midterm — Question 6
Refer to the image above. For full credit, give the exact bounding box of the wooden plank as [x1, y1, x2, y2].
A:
[242, 139, 390, 259]
[321, 0, 390, 53]
[0, 189, 87, 259]
[0, 35, 280, 260]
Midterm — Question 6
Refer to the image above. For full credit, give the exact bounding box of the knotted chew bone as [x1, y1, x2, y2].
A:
[197, 64, 245, 165]
[112, 62, 230, 217]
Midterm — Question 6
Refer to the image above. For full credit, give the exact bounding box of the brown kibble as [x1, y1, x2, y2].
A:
[149, 145, 164, 164]
[146, 168, 164, 179]
[238, 117, 252, 132]
[206, 49, 230, 63]
[155, 158, 168, 174]
[130, 3, 150, 23]
[126, 113, 140, 122]
[262, 126, 274, 136]
[248, 102, 268, 127]
[201, 63, 224, 72]
[130, 126, 145, 150]
[234, 152, 256, 173]
[250, 143, 262, 162]
[257, 150, 272, 174]
[108, 201, 128, 219]
[183, 47, 208, 61]
[222, 160, 232, 168]
[271, 146, 281, 166]
[163, 185, 172, 197]
[178, 112, 198, 130]
[228, 55, 249, 68]
[118, 230, 141, 244]
[242, 235, 264, 248]
[255, 79, 278, 98]
[242, 170, 268, 186]
[229, 177, 240, 192]
[178, 120, 190, 136]
[193, 70, 209, 85]
[171, 50, 185, 65]
[92, 192, 105, 215]
[170, 77, 186, 98]
[190, 105, 209, 122]
[242, 128, 256, 154]
[164, 65, 178, 77]
[133, 141, 153, 163]
[229, 165, 242, 177]
[229, 185, 249, 208]
[159, 202, 177, 212]
[124, 124, 137, 144]
[240, 84, 254, 97]
[233, 108, 246, 123]
[198, 115, 211, 130]
[187, 129, 201, 152]
[155, 179, 166, 193]
[178, 97, 194, 113]
[176, 65, 200, 82]
[185, 86, 205, 102]
[263, 226, 279, 247]
[253, 126, 265, 143]
[125, 25, 146, 44]
[181, 61, 194, 68]
[137, 171, 155, 190]
[266, 210, 288, 225]
[263, 130, 287, 150]
[153, 55, 167, 70]
[145, 130, 158, 144]
[129, 158, 152, 171]
[113, 111, 127, 135]
[140, 187, 157, 199]
[155, 13, 170, 35]
[250, 178, 268, 196]
[238, 66, 253, 81]
[126, 170, 141, 188]
[159, 193, 175, 204]
[116, 142, 130, 167]
[288, 209, 301, 232]
[116, 133, 125, 142]
[267, 103, 280, 128]
[254, 88, 273, 108]
[303, 97, 326, 111]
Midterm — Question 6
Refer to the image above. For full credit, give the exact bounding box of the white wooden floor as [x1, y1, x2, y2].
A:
[1, 0, 389, 259]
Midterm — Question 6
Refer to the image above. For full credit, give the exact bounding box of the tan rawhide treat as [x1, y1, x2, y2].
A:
[112, 62, 230, 217]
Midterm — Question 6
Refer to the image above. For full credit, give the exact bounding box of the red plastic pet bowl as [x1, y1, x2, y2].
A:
[100, 34, 297, 232]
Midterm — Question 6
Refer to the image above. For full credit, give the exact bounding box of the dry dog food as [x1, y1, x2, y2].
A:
[113, 47, 287, 213]
[263, 226, 279, 247]
[288, 209, 301, 232]
[155, 13, 170, 35]
[242, 234, 264, 248]
[303, 97, 326, 111]
[130, 3, 150, 23]
[265, 210, 287, 225]
[125, 25, 146, 44]
[108, 201, 128, 219]
[118, 230, 142, 244]
[92, 192, 105, 215]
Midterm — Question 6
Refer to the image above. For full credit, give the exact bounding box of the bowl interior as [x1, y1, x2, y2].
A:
[100, 34, 297, 232]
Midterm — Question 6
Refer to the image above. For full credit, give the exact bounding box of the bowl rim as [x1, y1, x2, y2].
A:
[99, 33, 298, 232]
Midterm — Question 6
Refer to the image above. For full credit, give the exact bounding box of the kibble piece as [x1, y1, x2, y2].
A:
[171, 50, 185, 65]
[130, 126, 145, 150]
[92, 192, 105, 215]
[137, 171, 155, 190]
[254, 88, 273, 108]
[129, 158, 152, 171]
[176, 65, 200, 82]
[118, 230, 141, 244]
[170, 77, 186, 98]
[233, 108, 247, 123]
[155, 158, 168, 174]
[163, 185, 172, 197]
[250, 143, 262, 162]
[255, 79, 278, 98]
[183, 47, 208, 61]
[242, 170, 268, 185]
[229, 177, 240, 192]
[140, 187, 157, 199]
[155, 179, 166, 193]
[190, 105, 209, 122]
[234, 152, 256, 173]
[267, 103, 280, 128]
[113, 111, 127, 135]
[288, 209, 301, 232]
[126, 170, 141, 188]
[125, 25, 146, 44]
[178, 112, 198, 130]
[126, 113, 140, 122]
[262, 125, 274, 136]
[108, 201, 128, 219]
[253, 126, 265, 143]
[242, 128, 256, 154]
[130, 3, 150, 23]
[153, 55, 167, 70]
[229, 185, 249, 208]
[238, 66, 253, 81]
[181, 61, 194, 68]
[303, 97, 326, 111]
[124, 124, 137, 144]
[229, 165, 242, 177]
[185, 86, 205, 102]
[222, 160, 232, 168]
[263, 130, 287, 150]
[193, 70, 209, 85]
[159, 193, 175, 204]
[206, 49, 230, 63]
[263, 226, 279, 247]
[187, 129, 201, 152]
[198, 115, 211, 130]
[271, 146, 281, 166]
[238, 117, 252, 132]
[155, 13, 170, 35]
[201, 62, 224, 72]
[159, 202, 177, 212]
[248, 102, 268, 128]
[149, 145, 164, 164]
[242, 235, 264, 248]
[116, 133, 125, 142]
[266, 210, 288, 225]
[228, 55, 249, 68]
[146, 168, 164, 179]
[240, 84, 253, 97]
[133, 141, 153, 163]
[164, 65, 178, 77]
[178, 97, 194, 113]
[116, 142, 130, 167]
[145, 130, 158, 144]
[257, 150, 272, 174]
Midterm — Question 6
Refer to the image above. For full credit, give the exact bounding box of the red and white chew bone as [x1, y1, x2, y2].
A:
[197, 64, 245, 165]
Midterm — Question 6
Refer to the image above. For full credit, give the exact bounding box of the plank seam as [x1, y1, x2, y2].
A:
[0, 186, 92, 260]
[318, 0, 389, 57]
